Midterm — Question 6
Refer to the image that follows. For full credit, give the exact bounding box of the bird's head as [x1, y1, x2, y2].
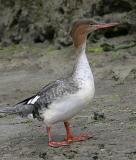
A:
[70, 20, 119, 48]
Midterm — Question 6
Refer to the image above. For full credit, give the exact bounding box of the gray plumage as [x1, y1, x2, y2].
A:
[0, 95, 35, 116]
[0, 77, 79, 119]
[36, 78, 78, 105]
[30, 77, 79, 119]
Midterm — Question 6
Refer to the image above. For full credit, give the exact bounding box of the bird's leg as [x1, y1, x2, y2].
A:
[64, 121, 92, 142]
[46, 127, 69, 147]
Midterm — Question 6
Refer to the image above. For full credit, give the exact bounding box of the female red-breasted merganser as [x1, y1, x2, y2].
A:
[0, 20, 118, 147]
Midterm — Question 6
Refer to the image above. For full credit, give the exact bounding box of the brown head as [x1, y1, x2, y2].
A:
[70, 20, 119, 48]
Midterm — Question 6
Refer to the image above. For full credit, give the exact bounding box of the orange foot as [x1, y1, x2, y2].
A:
[66, 132, 93, 142]
[48, 141, 69, 147]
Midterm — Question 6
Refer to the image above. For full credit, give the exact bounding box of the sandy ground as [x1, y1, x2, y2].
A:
[0, 36, 136, 160]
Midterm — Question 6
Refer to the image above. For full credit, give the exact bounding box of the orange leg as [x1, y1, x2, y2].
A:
[46, 127, 69, 147]
[64, 121, 92, 142]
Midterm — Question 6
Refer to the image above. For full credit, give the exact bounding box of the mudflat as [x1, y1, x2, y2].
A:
[0, 37, 136, 159]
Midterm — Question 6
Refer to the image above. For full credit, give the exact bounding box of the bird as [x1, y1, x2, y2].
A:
[0, 20, 118, 147]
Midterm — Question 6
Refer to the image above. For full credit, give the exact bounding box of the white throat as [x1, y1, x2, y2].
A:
[72, 42, 94, 87]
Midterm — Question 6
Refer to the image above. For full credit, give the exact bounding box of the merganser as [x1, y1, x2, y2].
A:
[0, 20, 118, 147]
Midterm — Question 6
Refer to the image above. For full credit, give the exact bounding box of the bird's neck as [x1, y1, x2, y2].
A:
[72, 42, 94, 85]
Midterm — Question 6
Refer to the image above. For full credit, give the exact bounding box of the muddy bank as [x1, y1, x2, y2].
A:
[0, 33, 136, 159]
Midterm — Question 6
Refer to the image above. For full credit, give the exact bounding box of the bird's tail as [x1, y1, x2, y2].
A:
[0, 106, 17, 114]
[0, 104, 34, 116]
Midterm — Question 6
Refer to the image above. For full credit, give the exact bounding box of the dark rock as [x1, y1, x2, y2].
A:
[0, 24, 5, 42]
[93, 112, 105, 120]
[31, 24, 46, 43]
[0, 0, 135, 46]
[92, 152, 99, 160]
[10, 32, 22, 44]
[93, 0, 132, 16]
[100, 43, 114, 51]
[0, 0, 15, 8]
[104, 23, 131, 38]
[44, 25, 55, 41]
[98, 144, 105, 149]
[39, 152, 47, 159]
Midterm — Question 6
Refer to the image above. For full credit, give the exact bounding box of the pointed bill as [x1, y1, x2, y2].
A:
[94, 22, 119, 29]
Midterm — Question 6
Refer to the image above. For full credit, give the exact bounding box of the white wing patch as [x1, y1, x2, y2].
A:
[27, 96, 40, 104]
